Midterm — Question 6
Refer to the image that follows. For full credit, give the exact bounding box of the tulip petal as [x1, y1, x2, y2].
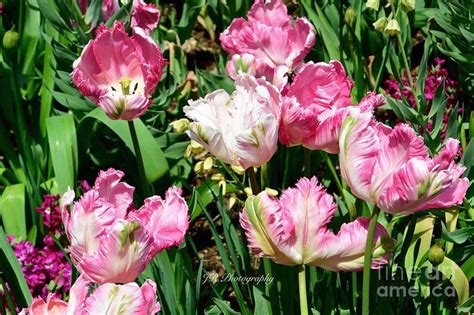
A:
[132, 187, 190, 253]
[94, 168, 134, 217]
[314, 218, 391, 271]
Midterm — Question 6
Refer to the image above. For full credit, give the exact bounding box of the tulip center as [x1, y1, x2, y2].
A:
[119, 78, 132, 95]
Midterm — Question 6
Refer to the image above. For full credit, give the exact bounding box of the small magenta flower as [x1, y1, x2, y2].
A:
[72, 22, 165, 120]
[19, 294, 68, 315]
[131, 0, 161, 33]
[220, 0, 315, 87]
[66, 275, 161, 314]
[240, 177, 392, 270]
[62, 168, 189, 284]
[339, 111, 469, 215]
[184, 74, 281, 169]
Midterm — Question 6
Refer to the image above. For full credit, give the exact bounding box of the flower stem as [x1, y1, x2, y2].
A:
[362, 206, 381, 315]
[396, 33, 421, 111]
[298, 265, 309, 315]
[128, 120, 152, 197]
[304, 148, 311, 177]
[247, 167, 260, 195]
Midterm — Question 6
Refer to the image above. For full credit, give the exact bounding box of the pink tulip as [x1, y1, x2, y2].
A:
[279, 61, 365, 153]
[240, 177, 393, 270]
[339, 111, 469, 215]
[62, 168, 189, 284]
[220, 0, 315, 87]
[226, 54, 288, 90]
[19, 294, 68, 315]
[131, 0, 161, 33]
[67, 276, 160, 314]
[72, 22, 164, 120]
[101, 0, 119, 21]
[184, 74, 281, 169]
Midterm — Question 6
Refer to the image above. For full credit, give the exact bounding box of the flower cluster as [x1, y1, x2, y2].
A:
[7, 194, 71, 301]
[20, 169, 189, 314]
[384, 57, 460, 137]
[183, 0, 468, 273]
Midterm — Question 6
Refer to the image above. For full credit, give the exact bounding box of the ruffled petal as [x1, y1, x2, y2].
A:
[313, 218, 391, 271]
[94, 168, 134, 217]
[132, 187, 190, 253]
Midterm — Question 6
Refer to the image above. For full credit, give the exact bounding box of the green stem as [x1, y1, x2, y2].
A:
[396, 33, 420, 111]
[247, 167, 260, 195]
[128, 120, 152, 197]
[304, 148, 311, 177]
[320, 152, 343, 194]
[362, 206, 381, 315]
[298, 265, 308, 315]
[260, 163, 268, 190]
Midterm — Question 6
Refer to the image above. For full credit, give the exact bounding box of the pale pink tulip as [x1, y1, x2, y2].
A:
[220, 0, 315, 87]
[62, 168, 189, 284]
[184, 74, 281, 169]
[66, 276, 160, 315]
[72, 22, 164, 120]
[19, 294, 68, 315]
[240, 177, 393, 270]
[279, 61, 367, 153]
[339, 111, 469, 215]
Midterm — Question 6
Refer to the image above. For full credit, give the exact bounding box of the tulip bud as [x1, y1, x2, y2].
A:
[3, 28, 20, 51]
[231, 165, 245, 175]
[373, 17, 388, 33]
[265, 188, 279, 197]
[384, 19, 400, 36]
[428, 244, 445, 267]
[344, 7, 356, 27]
[170, 118, 190, 133]
[401, 0, 415, 12]
[244, 187, 253, 197]
[366, 0, 380, 10]
[194, 161, 204, 173]
[203, 157, 213, 173]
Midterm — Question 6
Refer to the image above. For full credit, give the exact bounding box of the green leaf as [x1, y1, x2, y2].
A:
[78, 108, 169, 183]
[441, 224, 474, 244]
[46, 115, 78, 194]
[0, 227, 32, 307]
[177, 0, 206, 40]
[0, 184, 26, 239]
[300, 0, 340, 60]
[253, 286, 272, 314]
[438, 257, 470, 305]
[404, 215, 436, 280]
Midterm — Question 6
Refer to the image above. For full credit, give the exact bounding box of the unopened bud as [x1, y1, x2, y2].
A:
[344, 7, 356, 27]
[428, 244, 445, 267]
[265, 188, 279, 197]
[366, 0, 380, 10]
[244, 187, 253, 197]
[203, 157, 213, 173]
[401, 0, 415, 12]
[170, 118, 190, 133]
[3, 27, 20, 51]
[384, 19, 400, 36]
[231, 164, 245, 175]
[373, 17, 388, 32]
[194, 161, 204, 174]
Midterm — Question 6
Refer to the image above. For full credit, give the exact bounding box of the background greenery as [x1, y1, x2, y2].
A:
[0, 0, 473, 313]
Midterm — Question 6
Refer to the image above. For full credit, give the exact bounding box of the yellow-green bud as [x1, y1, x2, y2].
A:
[170, 118, 190, 133]
[345, 7, 356, 27]
[384, 19, 400, 36]
[3, 28, 20, 51]
[428, 244, 445, 267]
[373, 17, 388, 33]
[401, 0, 415, 12]
[366, 0, 380, 10]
